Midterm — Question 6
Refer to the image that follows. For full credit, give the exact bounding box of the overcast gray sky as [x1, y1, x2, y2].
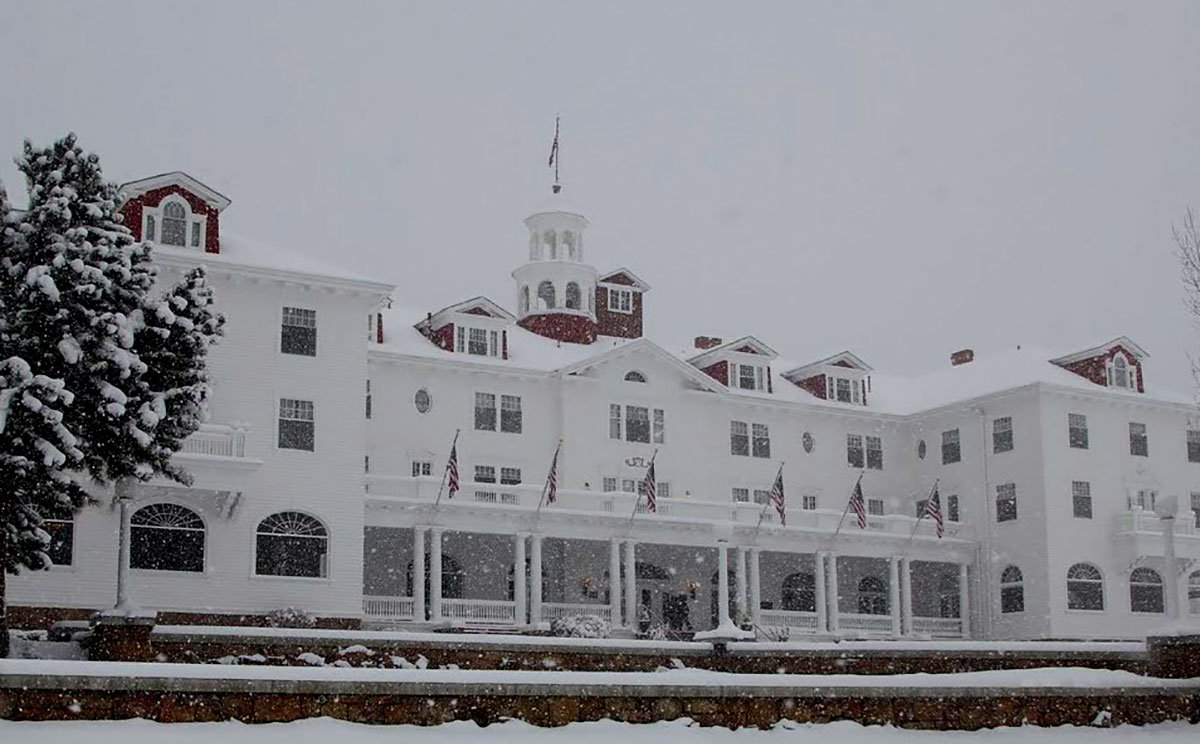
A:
[3, 1, 1199, 390]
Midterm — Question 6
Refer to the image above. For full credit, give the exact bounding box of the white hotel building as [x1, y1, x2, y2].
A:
[10, 171, 1200, 641]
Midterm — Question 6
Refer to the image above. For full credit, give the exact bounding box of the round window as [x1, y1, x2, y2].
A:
[801, 432, 815, 454]
[917, 440, 927, 460]
[414, 388, 432, 414]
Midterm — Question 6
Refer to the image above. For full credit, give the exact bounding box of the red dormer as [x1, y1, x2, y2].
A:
[782, 351, 873, 405]
[119, 172, 231, 254]
[595, 268, 650, 339]
[415, 297, 515, 360]
[687, 335, 778, 393]
[1050, 337, 1148, 393]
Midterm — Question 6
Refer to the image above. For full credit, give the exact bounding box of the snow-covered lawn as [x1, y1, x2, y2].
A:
[0, 717, 1196, 743]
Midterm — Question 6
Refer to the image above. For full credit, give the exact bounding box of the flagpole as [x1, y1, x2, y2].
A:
[534, 438, 563, 519]
[829, 472, 864, 544]
[432, 429, 460, 511]
[902, 479, 940, 555]
[752, 462, 784, 544]
[626, 449, 657, 533]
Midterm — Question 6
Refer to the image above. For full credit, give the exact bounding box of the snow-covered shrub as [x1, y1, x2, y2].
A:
[264, 607, 316, 629]
[550, 614, 610, 638]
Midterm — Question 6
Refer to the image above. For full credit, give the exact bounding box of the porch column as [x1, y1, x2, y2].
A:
[412, 527, 426, 621]
[958, 563, 971, 638]
[827, 552, 840, 633]
[889, 556, 901, 636]
[734, 545, 748, 624]
[514, 533, 528, 626]
[717, 540, 732, 628]
[530, 534, 543, 627]
[624, 540, 637, 629]
[900, 557, 914, 636]
[430, 528, 444, 622]
[609, 538, 622, 627]
[749, 549, 762, 627]
[814, 551, 828, 633]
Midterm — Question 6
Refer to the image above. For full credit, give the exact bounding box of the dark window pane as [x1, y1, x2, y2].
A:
[43, 520, 73, 566]
[279, 419, 314, 450]
[1001, 585, 1024, 613]
[281, 325, 316, 356]
[256, 535, 326, 577]
[131, 526, 204, 572]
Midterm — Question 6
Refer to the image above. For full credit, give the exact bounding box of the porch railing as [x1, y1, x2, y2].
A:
[1114, 508, 1197, 535]
[178, 423, 248, 458]
[441, 598, 517, 626]
[759, 609, 819, 632]
[362, 595, 416, 620]
[540, 602, 614, 625]
[838, 612, 895, 634]
[912, 616, 964, 638]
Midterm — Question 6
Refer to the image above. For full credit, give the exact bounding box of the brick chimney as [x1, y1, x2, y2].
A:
[694, 336, 723, 350]
[951, 349, 975, 366]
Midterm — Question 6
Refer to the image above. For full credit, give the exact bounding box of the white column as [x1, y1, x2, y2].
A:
[111, 491, 140, 615]
[958, 563, 971, 638]
[609, 538, 622, 627]
[749, 549, 762, 627]
[1163, 514, 1181, 620]
[430, 528, 443, 622]
[734, 545, 748, 624]
[814, 551, 828, 633]
[889, 556, 901, 636]
[514, 534, 528, 626]
[412, 527, 426, 621]
[900, 558, 914, 636]
[624, 540, 637, 630]
[827, 552, 840, 633]
[530, 534, 543, 626]
[717, 541, 732, 628]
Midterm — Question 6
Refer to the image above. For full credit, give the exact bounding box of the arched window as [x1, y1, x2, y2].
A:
[1000, 565, 1024, 613]
[1067, 562, 1104, 610]
[1108, 353, 1135, 390]
[543, 231, 557, 259]
[537, 280, 556, 310]
[1189, 571, 1200, 615]
[857, 575, 888, 615]
[130, 503, 204, 572]
[624, 370, 647, 383]
[781, 572, 816, 612]
[565, 281, 581, 309]
[256, 512, 328, 578]
[563, 231, 576, 260]
[1129, 567, 1164, 613]
[520, 285, 530, 314]
[161, 200, 188, 246]
[938, 574, 960, 618]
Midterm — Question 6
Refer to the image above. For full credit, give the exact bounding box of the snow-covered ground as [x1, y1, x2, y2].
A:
[0, 717, 1196, 743]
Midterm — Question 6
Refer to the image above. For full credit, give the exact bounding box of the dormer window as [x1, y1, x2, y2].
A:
[1107, 353, 1137, 390]
[827, 375, 862, 404]
[143, 197, 206, 249]
[737, 363, 765, 391]
[456, 326, 499, 357]
[162, 201, 188, 246]
[608, 287, 633, 313]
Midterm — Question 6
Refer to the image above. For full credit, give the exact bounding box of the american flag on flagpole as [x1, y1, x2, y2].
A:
[925, 484, 944, 538]
[849, 476, 867, 529]
[769, 466, 786, 526]
[642, 458, 657, 513]
[445, 442, 460, 498]
[544, 442, 561, 505]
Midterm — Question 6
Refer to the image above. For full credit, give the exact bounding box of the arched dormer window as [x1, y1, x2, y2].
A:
[565, 281, 581, 309]
[624, 370, 647, 383]
[520, 285, 530, 314]
[1107, 353, 1136, 390]
[161, 200, 188, 246]
[537, 280, 556, 310]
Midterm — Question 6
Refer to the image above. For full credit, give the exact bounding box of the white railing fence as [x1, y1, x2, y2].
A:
[179, 423, 248, 458]
[912, 616, 965, 638]
[759, 609, 819, 632]
[838, 612, 895, 634]
[362, 595, 416, 620]
[540, 603, 614, 625]
[441, 598, 518, 625]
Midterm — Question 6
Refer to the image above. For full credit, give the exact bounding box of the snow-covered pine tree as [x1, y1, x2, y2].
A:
[134, 266, 225, 483]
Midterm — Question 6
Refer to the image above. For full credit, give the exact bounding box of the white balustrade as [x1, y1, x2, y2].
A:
[911, 616, 965, 638]
[759, 609, 819, 632]
[178, 423, 248, 458]
[540, 602, 614, 624]
[362, 595, 416, 619]
[1116, 509, 1196, 535]
[838, 612, 895, 635]
[441, 598, 518, 625]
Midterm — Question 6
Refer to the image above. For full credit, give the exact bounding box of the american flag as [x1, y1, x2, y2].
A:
[849, 477, 867, 529]
[769, 466, 786, 526]
[544, 442, 561, 505]
[642, 458, 657, 513]
[445, 441, 459, 498]
[924, 484, 944, 538]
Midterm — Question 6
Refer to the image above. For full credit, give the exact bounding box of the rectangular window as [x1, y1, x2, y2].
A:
[942, 429, 961, 464]
[731, 421, 750, 456]
[626, 405, 650, 443]
[752, 423, 771, 458]
[468, 327, 488, 356]
[657, 482, 671, 499]
[836, 377, 852, 403]
[412, 461, 432, 477]
[738, 364, 763, 391]
[609, 404, 622, 440]
[1001, 585, 1024, 614]
[145, 214, 156, 241]
[1130, 422, 1148, 457]
[653, 408, 665, 444]
[608, 288, 633, 313]
[753, 489, 770, 505]
[1069, 413, 1089, 449]
[1189, 430, 1200, 464]
[43, 518, 73, 566]
[996, 482, 1017, 522]
[190, 221, 201, 248]
[916, 499, 927, 518]
[802, 495, 817, 510]
[456, 326, 465, 353]
[500, 395, 522, 433]
[475, 465, 496, 483]
[602, 477, 618, 493]
[1072, 480, 1092, 519]
[947, 494, 960, 522]
[489, 330, 499, 358]
[846, 434, 864, 468]
[474, 392, 497, 431]
[732, 487, 750, 503]
[365, 380, 372, 419]
[280, 307, 317, 356]
[1128, 488, 1157, 512]
[500, 467, 522, 485]
[1191, 492, 1200, 526]
[993, 416, 1013, 453]
[278, 398, 314, 451]
[868, 498, 884, 516]
[622, 478, 637, 494]
[364, 455, 370, 474]
[865, 435, 883, 470]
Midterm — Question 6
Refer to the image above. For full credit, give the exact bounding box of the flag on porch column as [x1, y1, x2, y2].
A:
[924, 484, 944, 538]
[445, 441, 460, 498]
[544, 441, 561, 505]
[642, 456, 657, 513]
[769, 465, 786, 526]
[849, 475, 867, 529]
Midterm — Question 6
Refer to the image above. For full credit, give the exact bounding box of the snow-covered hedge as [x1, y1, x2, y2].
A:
[550, 614, 610, 639]
[264, 608, 317, 629]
